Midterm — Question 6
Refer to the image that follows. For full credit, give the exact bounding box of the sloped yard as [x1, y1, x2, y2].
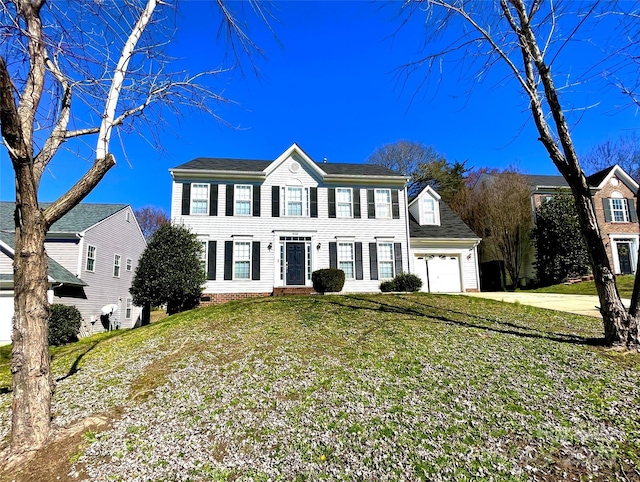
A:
[1, 294, 639, 481]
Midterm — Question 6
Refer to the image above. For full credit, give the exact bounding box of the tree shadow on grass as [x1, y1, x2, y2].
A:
[54, 339, 103, 383]
[323, 294, 605, 347]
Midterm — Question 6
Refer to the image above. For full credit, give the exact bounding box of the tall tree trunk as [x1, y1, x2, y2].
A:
[10, 165, 54, 454]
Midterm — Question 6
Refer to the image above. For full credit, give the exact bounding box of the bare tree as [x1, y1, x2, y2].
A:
[0, 0, 267, 459]
[399, 0, 640, 347]
[135, 206, 170, 240]
[583, 133, 640, 181]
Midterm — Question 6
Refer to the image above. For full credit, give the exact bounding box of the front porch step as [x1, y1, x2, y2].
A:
[272, 287, 316, 296]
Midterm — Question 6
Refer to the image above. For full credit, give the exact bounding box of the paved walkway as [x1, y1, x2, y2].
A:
[456, 292, 631, 318]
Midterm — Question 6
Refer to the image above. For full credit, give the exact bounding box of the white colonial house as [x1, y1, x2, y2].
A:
[0, 202, 147, 343]
[170, 143, 481, 303]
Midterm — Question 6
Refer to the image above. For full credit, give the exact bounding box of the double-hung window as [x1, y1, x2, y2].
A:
[86, 245, 96, 272]
[378, 243, 395, 279]
[126, 258, 132, 272]
[336, 188, 353, 218]
[113, 254, 121, 278]
[423, 198, 437, 225]
[235, 185, 252, 216]
[234, 241, 251, 280]
[375, 189, 392, 218]
[610, 198, 629, 222]
[338, 242, 355, 279]
[200, 241, 208, 273]
[191, 183, 209, 215]
[287, 186, 303, 216]
[125, 298, 132, 319]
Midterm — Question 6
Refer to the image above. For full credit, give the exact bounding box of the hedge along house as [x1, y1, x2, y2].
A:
[170, 143, 412, 303]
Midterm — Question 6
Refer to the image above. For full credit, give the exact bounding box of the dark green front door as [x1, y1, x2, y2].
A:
[286, 243, 305, 285]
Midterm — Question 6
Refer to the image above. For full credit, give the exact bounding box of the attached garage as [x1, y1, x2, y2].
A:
[427, 255, 462, 293]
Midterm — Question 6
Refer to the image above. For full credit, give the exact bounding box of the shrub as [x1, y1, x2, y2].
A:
[48, 304, 82, 346]
[393, 273, 423, 292]
[312, 268, 345, 294]
[379, 280, 396, 292]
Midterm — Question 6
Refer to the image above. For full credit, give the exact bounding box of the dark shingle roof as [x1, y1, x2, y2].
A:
[0, 202, 126, 233]
[524, 174, 569, 188]
[172, 157, 403, 177]
[586, 165, 616, 187]
[0, 231, 86, 286]
[409, 203, 478, 239]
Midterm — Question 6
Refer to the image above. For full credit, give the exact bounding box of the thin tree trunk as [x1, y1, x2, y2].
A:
[10, 166, 53, 454]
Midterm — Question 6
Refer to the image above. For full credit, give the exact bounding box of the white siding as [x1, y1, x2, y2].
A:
[172, 153, 410, 295]
[0, 249, 13, 274]
[54, 206, 146, 332]
[45, 238, 81, 274]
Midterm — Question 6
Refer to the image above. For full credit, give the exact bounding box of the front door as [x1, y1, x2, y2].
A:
[286, 243, 305, 285]
[617, 242, 633, 274]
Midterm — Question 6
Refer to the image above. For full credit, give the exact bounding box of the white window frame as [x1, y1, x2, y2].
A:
[235, 184, 252, 216]
[190, 183, 209, 215]
[113, 254, 121, 278]
[233, 241, 251, 280]
[422, 198, 438, 225]
[286, 186, 305, 217]
[336, 188, 353, 218]
[125, 211, 131, 222]
[338, 242, 355, 280]
[125, 298, 132, 319]
[200, 241, 208, 273]
[126, 258, 132, 272]
[86, 245, 96, 272]
[610, 197, 630, 223]
[377, 242, 395, 280]
[375, 189, 392, 219]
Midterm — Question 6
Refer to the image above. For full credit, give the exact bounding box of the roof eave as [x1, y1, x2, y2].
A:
[323, 174, 407, 187]
[170, 168, 266, 182]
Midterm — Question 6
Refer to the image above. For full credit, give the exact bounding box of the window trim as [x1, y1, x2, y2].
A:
[199, 241, 208, 274]
[377, 242, 395, 280]
[190, 183, 210, 215]
[375, 188, 392, 219]
[285, 185, 306, 217]
[125, 298, 132, 319]
[113, 254, 121, 278]
[422, 197, 438, 225]
[610, 197, 630, 223]
[86, 245, 96, 272]
[126, 258, 132, 272]
[233, 241, 252, 280]
[336, 187, 353, 219]
[234, 184, 253, 216]
[338, 241, 355, 280]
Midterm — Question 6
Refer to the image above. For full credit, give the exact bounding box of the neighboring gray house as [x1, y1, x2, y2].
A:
[170, 143, 481, 302]
[0, 202, 147, 344]
[407, 186, 481, 293]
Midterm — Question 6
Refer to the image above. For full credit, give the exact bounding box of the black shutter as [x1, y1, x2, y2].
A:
[328, 188, 336, 218]
[353, 189, 361, 219]
[224, 241, 233, 280]
[355, 242, 363, 280]
[253, 186, 261, 217]
[226, 184, 234, 216]
[394, 242, 403, 275]
[329, 242, 337, 269]
[367, 190, 375, 219]
[369, 242, 378, 280]
[209, 184, 218, 216]
[310, 187, 318, 218]
[207, 241, 216, 280]
[603, 198, 612, 222]
[272, 186, 280, 217]
[629, 199, 637, 223]
[252, 242, 260, 280]
[392, 190, 400, 219]
[181, 183, 191, 216]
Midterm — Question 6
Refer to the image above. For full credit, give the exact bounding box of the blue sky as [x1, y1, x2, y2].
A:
[1, 1, 638, 214]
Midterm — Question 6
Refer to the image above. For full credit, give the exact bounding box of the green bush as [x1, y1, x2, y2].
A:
[393, 273, 423, 292]
[380, 274, 423, 293]
[312, 268, 346, 294]
[379, 280, 396, 292]
[48, 304, 82, 346]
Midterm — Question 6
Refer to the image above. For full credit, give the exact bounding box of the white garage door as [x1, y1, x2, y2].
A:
[0, 291, 14, 344]
[427, 255, 462, 293]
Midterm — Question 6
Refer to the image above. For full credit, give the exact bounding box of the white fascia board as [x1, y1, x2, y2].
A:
[410, 237, 480, 249]
[323, 174, 407, 187]
[596, 165, 639, 193]
[0, 239, 15, 258]
[170, 169, 266, 182]
[263, 143, 327, 178]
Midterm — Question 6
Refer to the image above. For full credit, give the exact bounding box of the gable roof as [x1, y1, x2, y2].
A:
[409, 203, 479, 240]
[0, 202, 127, 234]
[170, 143, 406, 183]
[586, 164, 638, 193]
[0, 231, 86, 286]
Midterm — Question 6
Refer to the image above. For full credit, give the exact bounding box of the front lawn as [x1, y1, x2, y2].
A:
[528, 274, 635, 298]
[1, 294, 638, 481]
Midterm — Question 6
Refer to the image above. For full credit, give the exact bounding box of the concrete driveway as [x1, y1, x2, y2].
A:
[456, 292, 630, 318]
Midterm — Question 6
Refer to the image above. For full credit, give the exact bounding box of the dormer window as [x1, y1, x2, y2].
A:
[423, 198, 437, 225]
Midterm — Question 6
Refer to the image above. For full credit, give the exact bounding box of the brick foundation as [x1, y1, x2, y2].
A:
[199, 292, 271, 306]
